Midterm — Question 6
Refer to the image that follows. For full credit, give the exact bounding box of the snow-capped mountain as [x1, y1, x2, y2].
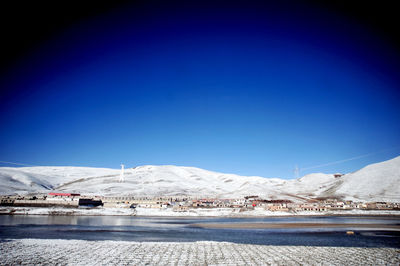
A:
[0, 156, 399, 202]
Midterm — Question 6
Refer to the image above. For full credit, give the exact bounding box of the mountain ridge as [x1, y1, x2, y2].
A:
[1, 156, 399, 202]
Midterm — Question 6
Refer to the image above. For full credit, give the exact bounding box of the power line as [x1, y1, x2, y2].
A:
[0, 160, 38, 167]
[299, 146, 400, 172]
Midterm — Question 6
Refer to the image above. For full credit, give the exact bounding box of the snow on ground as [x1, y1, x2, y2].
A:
[331, 156, 400, 202]
[1, 156, 400, 202]
[1, 206, 399, 217]
[0, 206, 136, 216]
[135, 207, 400, 217]
[282, 173, 338, 198]
[0, 166, 119, 195]
[1, 239, 399, 265]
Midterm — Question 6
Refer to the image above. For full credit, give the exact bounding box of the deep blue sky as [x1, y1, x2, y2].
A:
[1, 1, 399, 178]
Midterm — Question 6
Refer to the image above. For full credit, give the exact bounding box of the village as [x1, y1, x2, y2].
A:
[1, 193, 399, 214]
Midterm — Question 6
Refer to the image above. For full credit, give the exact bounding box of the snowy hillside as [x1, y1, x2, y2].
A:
[53, 165, 287, 199]
[281, 173, 338, 200]
[0, 168, 53, 195]
[0, 156, 399, 202]
[319, 156, 400, 202]
[0, 167, 119, 195]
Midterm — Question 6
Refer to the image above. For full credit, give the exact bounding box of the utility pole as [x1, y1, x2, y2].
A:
[119, 163, 125, 182]
[294, 164, 300, 178]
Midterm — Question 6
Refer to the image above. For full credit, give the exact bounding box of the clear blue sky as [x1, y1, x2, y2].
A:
[1, 1, 399, 179]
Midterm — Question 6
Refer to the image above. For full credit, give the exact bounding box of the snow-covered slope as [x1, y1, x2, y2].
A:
[281, 173, 338, 199]
[0, 156, 399, 202]
[0, 168, 54, 195]
[319, 156, 400, 202]
[54, 165, 287, 199]
[0, 165, 291, 199]
[0, 167, 119, 195]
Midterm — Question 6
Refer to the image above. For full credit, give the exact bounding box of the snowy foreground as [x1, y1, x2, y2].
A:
[1, 239, 399, 265]
[1, 206, 400, 217]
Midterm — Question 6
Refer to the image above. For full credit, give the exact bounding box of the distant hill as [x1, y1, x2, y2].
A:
[1, 156, 399, 202]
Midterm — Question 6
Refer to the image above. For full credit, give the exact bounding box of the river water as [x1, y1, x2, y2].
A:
[0, 215, 399, 247]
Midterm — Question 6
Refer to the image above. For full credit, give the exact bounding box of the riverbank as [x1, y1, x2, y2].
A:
[1, 239, 399, 265]
[191, 222, 400, 230]
[1, 206, 400, 217]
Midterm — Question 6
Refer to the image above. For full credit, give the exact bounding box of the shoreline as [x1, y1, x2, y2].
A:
[1, 206, 400, 218]
[190, 222, 400, 230]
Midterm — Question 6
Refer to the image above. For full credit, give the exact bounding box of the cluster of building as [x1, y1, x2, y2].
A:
[0, 193, 102, 208]
[259, 199, 400, 212]
[1, 193, 399, 213]
[170, 196, 400, 212]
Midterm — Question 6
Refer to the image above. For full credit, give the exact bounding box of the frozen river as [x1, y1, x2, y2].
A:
[1, 215, 399, 265]
[0, 215, 399, 248]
